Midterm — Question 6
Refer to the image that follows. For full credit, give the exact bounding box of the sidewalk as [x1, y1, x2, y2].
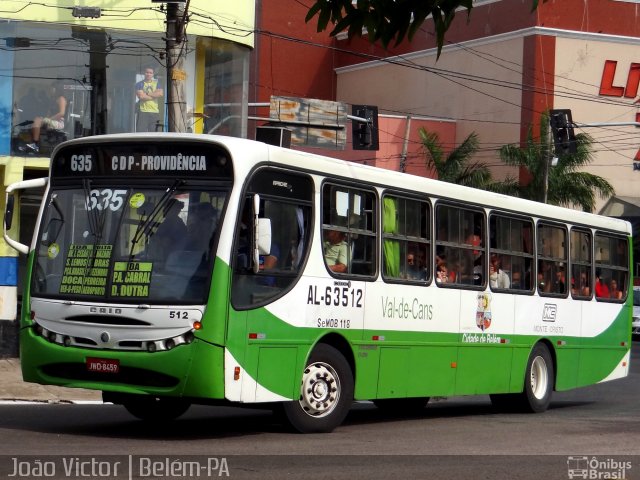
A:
[0, 358, 102, 403]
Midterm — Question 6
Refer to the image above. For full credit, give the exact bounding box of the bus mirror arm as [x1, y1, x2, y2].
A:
[3, 177, 48, 255]
[253, 218, 272, 274]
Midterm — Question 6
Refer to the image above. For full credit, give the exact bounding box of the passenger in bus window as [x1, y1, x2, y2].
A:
[537, 261, 553, 293]
[436, 262, 449, 283]
[552, 266, 566, 294]
[511, 270, 523, 289]
[417, 250, 429, 280]
[406, 252, 426, 281]
[609, 279, 623, 300]
[489, 254, 510, 289]
[456, 253, 475, 285]
[579, 271, 590, 296]
[437, 252, 457, 282]
[287, 207, 306, 270]
[466, 226, 481, 260]
[324, 228, 348, 273]
[595, 269, 610, 298]
[472, 256, 483, 285]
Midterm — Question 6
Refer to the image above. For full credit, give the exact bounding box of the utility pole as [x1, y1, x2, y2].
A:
[165, 1, 188, 132]
[542, 120, 552, 204]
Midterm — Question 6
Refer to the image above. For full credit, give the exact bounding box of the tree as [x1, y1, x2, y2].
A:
[498, 112, 614, 212]
[419, 127, 517, 193]
[305, 0, 546, 57]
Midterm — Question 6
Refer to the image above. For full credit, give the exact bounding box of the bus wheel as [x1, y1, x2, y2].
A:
[521, 343, 554, 412]
[373, 397, 429, 415]
[281, 344, 354, 433]
[122, 395, 191, 421]
[522, 343, 555, 413]
[491, 344, 554, 413]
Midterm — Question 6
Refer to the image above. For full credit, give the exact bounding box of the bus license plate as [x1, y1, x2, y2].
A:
[86, 357, 120, 374]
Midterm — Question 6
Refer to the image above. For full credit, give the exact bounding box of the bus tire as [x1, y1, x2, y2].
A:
[281, 344, 354, 433]
[520, 343, 554, 413]
[122, 395, 191, 421]
[491, 344, 554, 413]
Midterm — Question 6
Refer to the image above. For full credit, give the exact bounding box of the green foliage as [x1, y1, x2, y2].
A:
[305, 0, 544, 57]
[498, 112, 614, 212]
[418, 127, 518, 194]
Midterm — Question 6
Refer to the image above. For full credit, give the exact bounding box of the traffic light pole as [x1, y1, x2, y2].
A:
[546, 109, 640, 204]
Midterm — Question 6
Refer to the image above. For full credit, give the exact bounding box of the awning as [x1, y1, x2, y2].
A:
[598, 196, 640, 217]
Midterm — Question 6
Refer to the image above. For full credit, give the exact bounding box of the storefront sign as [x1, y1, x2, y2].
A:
[598, 60, 640, 166]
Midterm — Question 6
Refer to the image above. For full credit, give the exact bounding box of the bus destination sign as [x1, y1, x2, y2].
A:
[51, 142, 232, 179]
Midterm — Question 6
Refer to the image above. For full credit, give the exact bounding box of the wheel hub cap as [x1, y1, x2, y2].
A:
[299, 361, 340, 418]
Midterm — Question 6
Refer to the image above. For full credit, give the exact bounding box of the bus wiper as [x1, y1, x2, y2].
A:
[82, 178, 98, 240]
[128, 179, 184, 259]
[82, 178, 105, 277]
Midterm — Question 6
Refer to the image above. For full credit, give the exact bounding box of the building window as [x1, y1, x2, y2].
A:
[200, 38, 250, 138]
[3, 21, 251, 156]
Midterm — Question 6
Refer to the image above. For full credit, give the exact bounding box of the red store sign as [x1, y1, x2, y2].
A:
[598, 60, 640, 163]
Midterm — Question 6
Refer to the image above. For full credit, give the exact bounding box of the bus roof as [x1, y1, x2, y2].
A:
[55, 133, 632, 236]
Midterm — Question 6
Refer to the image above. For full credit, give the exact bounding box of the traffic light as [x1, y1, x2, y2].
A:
[549, 109, 577, 155]
[352, 105, 379, 150]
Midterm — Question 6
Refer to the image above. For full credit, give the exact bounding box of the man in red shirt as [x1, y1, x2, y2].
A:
[595, 269, 610, 298]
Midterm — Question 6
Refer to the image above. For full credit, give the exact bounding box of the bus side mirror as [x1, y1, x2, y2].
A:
[3, 177, 48, 255]
[253, 218, 272, 274]
[4, 195, 14, 231]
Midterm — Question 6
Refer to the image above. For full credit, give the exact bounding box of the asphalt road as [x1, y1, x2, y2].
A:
[0, 344, 638, 479]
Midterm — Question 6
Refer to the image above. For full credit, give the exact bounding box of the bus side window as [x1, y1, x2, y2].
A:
[570, 229, 592, 299]
[595, 233, 628, 302]
[489, 214, 534, 293]
[435, 204, 485, 288]
[322, 183, 377, 278]
[537, 223, 568, 297]
[382, 194, 430, 283]
[231, 170, 313, 309]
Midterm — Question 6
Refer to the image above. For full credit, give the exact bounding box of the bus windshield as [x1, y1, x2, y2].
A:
[33, 185, 226, 304]
[32, 139, 233, 305]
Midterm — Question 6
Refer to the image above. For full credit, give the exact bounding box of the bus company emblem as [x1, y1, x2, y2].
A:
[476, 293, 492, 331]
[542, 304, 557, 322]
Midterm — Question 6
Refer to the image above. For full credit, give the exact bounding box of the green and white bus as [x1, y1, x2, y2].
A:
[4, 134, 633, 433]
